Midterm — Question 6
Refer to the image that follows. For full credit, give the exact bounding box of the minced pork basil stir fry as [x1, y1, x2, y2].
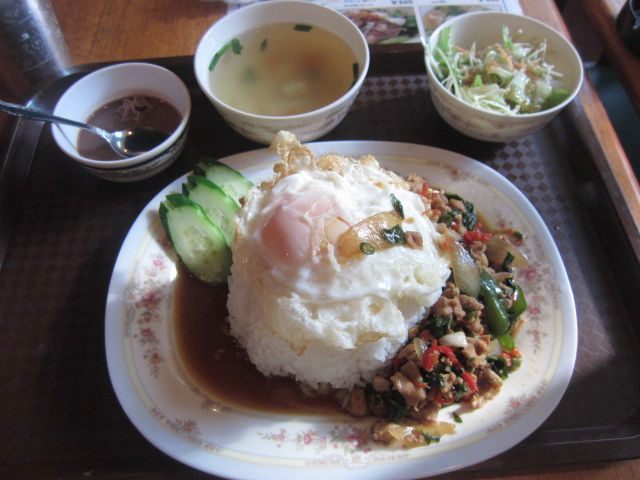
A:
[428, 25, 569, 114]
[337, 173, 528, 448]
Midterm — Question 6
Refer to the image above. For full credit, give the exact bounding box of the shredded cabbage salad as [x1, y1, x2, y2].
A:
[428, 26, 569, 114]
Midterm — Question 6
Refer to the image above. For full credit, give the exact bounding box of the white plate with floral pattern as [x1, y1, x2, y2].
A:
[105, 141, 577, 479]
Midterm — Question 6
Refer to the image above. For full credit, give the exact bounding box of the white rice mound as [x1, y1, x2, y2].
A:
[227, 272, 428, 389]
[226, 132, 450, 389]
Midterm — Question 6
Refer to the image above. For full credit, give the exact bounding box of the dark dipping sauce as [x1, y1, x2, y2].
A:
[173, 265, 344, 415]
[77, 95, 181, 160]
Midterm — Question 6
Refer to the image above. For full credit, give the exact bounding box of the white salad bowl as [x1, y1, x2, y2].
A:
[52, 62, 191, 182]
[193, 0, 370, 144]
[425, 12, 583, 143]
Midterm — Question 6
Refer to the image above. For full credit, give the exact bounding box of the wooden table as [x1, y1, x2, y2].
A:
[14, 1, 635, 479]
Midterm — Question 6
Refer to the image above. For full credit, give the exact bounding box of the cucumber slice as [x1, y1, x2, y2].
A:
[159, 193, 231, 285]
[194, 158, 253, 207]
[184, 175, 239, 246]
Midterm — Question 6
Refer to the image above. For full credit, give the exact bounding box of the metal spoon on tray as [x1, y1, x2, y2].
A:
[0, 99, 170, 158]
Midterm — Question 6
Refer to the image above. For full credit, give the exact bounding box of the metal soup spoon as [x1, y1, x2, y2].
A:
[0, 99, 170, 158]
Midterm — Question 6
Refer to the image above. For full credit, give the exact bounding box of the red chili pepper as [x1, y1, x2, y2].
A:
[500, 348, 521, 363]
[463, 229, 492, 245]
[437, 345, 461, 368]
[500, 352, 513, 367]
[420, 330, 436, 342]
[496, 349, 523, 374]
[434, 391, 454, 406]
[461, 371, 478, 397]
[422, 346, 440, 371]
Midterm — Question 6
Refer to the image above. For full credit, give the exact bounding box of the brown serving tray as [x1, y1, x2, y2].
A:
[1, 55, 639, 479]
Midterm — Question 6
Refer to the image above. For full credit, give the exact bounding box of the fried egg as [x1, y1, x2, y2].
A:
[227, 132, 450, 388]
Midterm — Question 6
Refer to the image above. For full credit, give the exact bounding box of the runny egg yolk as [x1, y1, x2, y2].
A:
[259, 189, 344, 267]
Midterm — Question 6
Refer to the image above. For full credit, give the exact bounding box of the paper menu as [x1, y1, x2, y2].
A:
[225, 0, 523, 45]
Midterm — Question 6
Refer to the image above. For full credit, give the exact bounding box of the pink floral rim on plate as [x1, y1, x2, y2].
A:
[105, 141, 577, 479]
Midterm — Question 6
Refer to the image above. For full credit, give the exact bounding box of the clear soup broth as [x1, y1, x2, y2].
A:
[209, 22, 358, 116]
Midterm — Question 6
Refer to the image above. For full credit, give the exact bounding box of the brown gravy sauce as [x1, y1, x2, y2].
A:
[77, 94, 181, 160]
[173, 265, 343, 415]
